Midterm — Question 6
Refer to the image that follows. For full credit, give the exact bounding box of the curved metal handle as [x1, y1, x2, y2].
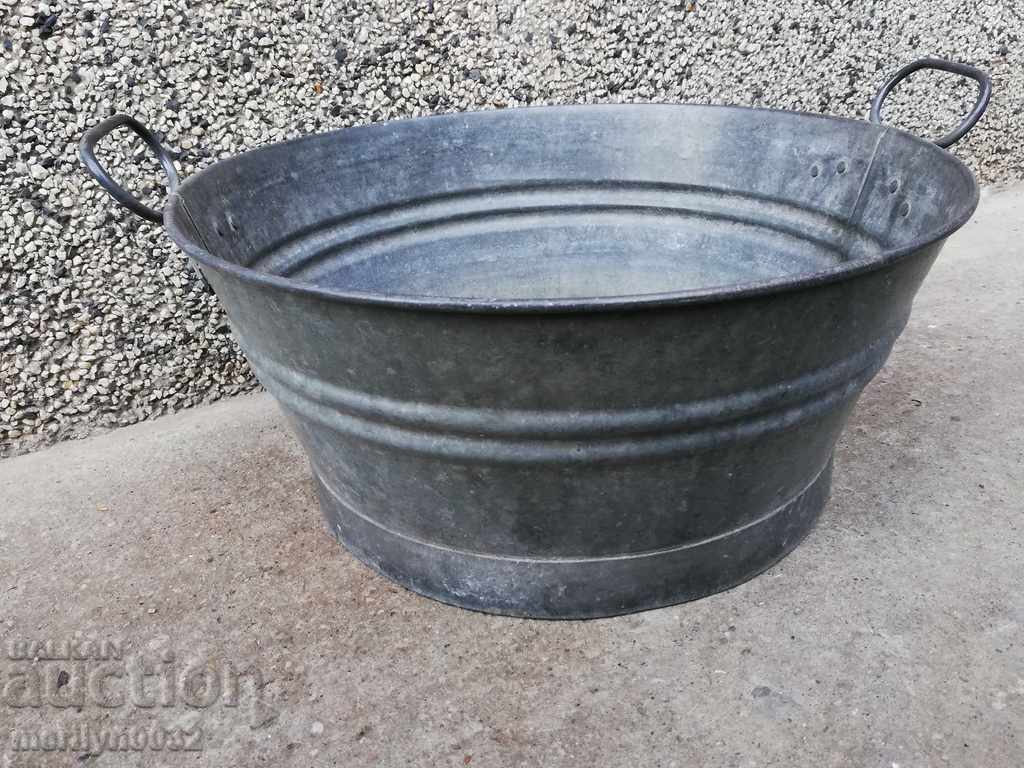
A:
[870, 58, 992, 148]
[78, 114, 180, 223]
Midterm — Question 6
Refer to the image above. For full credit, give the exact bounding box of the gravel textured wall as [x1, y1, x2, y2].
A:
[2, 0, 1022, 456]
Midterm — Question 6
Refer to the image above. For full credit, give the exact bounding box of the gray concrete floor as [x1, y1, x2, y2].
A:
[2, 186, 1023, 767]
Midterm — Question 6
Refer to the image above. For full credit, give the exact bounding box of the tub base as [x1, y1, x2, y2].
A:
[315, 457, 832, 619]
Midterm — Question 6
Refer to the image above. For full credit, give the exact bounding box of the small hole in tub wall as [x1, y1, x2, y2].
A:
[215, 225, 224, 237]
[810, 164, 820, 178]
[836, 160, 848, 175]
[889, 179, 900, 194]
[898, 200, 911, 218]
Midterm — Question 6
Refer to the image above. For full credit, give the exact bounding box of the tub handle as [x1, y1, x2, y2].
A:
[80, 115, 211, 291]
[79, 114, 180, 223]
[870, 58, 991, 148]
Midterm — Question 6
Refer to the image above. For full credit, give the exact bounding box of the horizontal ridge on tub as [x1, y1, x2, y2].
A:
[240, 328, 901, 463]
[314, 455, 833, 563]
[242, 181, 885, 279]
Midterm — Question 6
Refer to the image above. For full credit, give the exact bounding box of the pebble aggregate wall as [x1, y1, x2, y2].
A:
[1, 0, 1021, 456]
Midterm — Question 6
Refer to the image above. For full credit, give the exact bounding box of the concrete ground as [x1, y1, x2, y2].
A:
[2, 186, 1022, 767]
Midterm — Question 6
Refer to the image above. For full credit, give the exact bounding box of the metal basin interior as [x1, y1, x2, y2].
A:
[167, 104, 976, 307]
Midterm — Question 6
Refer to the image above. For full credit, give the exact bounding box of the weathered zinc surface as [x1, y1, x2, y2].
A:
[81, 74, 981, 614]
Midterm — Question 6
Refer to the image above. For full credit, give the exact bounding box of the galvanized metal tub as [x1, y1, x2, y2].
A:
[81, 59, 990, 618]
